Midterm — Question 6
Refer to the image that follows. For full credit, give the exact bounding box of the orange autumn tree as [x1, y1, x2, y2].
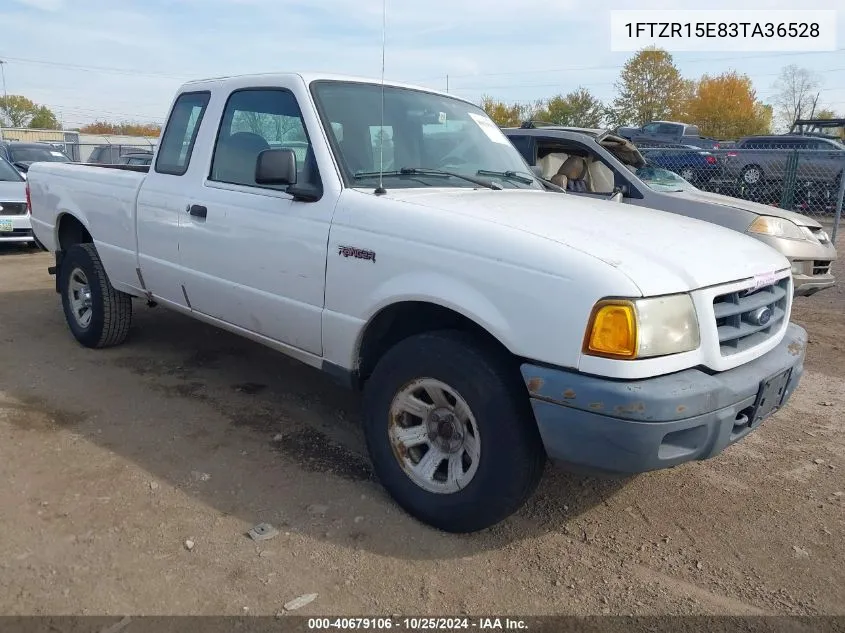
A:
[80, 121, 162, 136]
[685, 72, 771, 140]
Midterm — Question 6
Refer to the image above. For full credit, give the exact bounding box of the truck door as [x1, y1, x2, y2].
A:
[136, 91, 211, 307]
[178, 84, 333, 356]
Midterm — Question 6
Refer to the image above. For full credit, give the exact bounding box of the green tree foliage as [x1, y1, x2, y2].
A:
[0, 95, 60, 128]
[611, 47, 688, 126]
[480, 95, 524, 127]
[29, 105, 60, 130]
[533, 88, 605, 127]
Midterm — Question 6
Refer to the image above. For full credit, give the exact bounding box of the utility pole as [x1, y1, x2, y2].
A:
[0, 59, 7, 141]
[446, 74, 449, 93]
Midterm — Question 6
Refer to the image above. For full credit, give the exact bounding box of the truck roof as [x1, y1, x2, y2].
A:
[179, 72, 476, 106]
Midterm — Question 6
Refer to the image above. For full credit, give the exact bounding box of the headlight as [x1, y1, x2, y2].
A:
[798, 225, 830, 244]
[584, 294, 700, 360]
[748, 216, 805, 240]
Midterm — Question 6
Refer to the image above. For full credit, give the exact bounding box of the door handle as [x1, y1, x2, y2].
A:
[188, 204, 207, 219]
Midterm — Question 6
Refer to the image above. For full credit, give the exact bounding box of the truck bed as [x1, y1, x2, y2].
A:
[28, 162, 148, 295]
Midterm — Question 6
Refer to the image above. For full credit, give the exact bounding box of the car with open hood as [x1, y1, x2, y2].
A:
[504, 124, 837, 296]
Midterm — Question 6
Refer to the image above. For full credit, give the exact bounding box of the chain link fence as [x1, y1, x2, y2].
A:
[636, 142, 844, 242]
[34, 141, 157, 165]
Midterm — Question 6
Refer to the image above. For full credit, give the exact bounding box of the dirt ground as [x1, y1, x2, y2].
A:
[0, 236, 843, 618]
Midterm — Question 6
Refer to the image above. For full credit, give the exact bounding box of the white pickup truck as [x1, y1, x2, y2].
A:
[28, 73, 807, 533]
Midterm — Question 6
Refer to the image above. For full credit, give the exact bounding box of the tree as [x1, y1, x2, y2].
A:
[685, 72, 771, 139]
[79, 121, 161, 136]
[0, 94, 59, 128]
[611, 47, 689, 126]
[29, 106, 60, 130]
[816, 108, 839, 120]
[533, 88, 605, 128]
[480, 95, 524, 127]
[772, 65, 821, 132]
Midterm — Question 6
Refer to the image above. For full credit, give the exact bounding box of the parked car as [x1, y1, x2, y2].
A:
[87, 146, 154, 165]
[0, 141, 72, 174]
[28, 72, 806, 533]
[615, 120, 720, 150]
[116, 152, 153, 166]
[723, 135, 844, 188]
[503, 125, 836, 296]
[0, 155, 37, 246]
[637, 143, 720, 185]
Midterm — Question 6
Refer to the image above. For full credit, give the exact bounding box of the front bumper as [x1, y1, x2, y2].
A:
[790, 259, 836, 296]
[521, 323, 807, 475]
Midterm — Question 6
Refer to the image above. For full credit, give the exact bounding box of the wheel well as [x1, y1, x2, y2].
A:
[57, 214, 92, 251]
[356, 301, 512, 388]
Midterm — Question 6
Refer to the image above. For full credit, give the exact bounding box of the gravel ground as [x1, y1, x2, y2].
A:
[0, 238, 843, 618]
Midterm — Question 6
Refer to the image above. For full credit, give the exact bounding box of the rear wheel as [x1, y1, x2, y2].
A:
[680, 168, 696, 182]
[362, 330, 546, 533]
[741, 164, 764, 186]
[59, 243, 132, 348]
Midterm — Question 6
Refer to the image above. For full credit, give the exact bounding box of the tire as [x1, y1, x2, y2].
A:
[741, 164, 764, 186]
[59, 243, 132, 348]
[679, 168, 696, 183]
[362, 330, 546, 533]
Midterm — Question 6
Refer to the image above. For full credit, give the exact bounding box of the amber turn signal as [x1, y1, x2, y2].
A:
[584, 301, 638, 359]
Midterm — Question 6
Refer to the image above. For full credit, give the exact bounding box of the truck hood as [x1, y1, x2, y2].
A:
[382, 188, 789, 296]
[0, 180, 26, 202]
[670, 188, 822, 228]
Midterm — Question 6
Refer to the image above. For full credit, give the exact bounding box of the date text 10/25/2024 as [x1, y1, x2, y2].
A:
[307, 618, 528, 630]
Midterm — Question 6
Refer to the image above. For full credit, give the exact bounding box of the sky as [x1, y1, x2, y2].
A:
[0, 0, 843, 129]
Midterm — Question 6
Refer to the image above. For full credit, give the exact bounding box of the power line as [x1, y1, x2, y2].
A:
[442, 66, 845, 94]
[406, 47, 845, 83]
[0, 55, 194, 80]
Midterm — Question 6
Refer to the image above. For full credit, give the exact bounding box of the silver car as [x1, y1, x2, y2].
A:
[503, 126, 837, 296]
[0, 156, 34, 246]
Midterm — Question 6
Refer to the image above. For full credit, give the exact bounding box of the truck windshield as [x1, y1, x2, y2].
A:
[311, 81, 542, 190]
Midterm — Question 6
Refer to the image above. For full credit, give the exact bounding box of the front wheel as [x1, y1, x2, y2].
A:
[59, 243, 133, 348]
[362, 331, 546, 533]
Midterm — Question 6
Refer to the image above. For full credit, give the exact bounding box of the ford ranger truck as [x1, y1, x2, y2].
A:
[27, 73, 807, 533]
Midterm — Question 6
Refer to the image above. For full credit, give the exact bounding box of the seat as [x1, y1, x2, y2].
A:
[587, 159, 615, 193]
[537, 152, 568, 180]
[551, 156, 589, 192]
[213, 131, 271, 186]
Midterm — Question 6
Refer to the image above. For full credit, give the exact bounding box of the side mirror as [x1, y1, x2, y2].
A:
[255, 149, 297, 186]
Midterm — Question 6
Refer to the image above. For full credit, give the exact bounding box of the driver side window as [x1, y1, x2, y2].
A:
[210, 88, 316, 190]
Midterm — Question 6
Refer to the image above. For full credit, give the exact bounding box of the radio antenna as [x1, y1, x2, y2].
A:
[374, 0, 387, 195]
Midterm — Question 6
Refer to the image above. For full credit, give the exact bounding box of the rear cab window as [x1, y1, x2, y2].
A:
[155, 91, 211, 176]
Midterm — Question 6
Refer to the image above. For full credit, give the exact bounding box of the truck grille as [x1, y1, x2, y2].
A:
[0, 202, 27, 216]
[813, 260, 832, 276]
[713, 278, 789, 356]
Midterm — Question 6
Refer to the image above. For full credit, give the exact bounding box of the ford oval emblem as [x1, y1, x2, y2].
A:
[747, 306, 772, 326]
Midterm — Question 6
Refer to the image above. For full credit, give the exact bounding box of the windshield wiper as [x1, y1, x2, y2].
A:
[353, 167, 502, 191]
[475, 169, 534, 185]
